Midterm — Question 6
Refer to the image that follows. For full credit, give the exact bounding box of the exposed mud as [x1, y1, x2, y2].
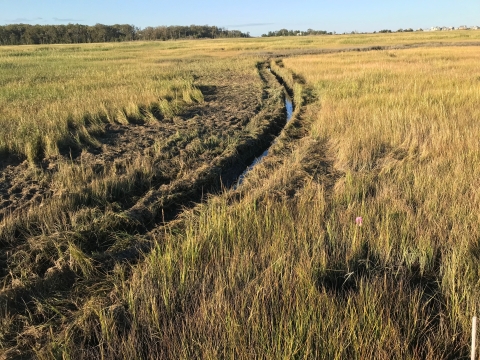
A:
[0, 154, 24, 171]
[235, 91, 293, 187]
[0, 160, 52, 223]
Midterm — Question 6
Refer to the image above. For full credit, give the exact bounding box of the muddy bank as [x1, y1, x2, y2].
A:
[0, 70, 261, 227]
[123, 61, 287, 225]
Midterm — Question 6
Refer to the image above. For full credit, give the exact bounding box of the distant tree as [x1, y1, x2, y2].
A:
[0, 23, 248, 45]
[23, 25, 40, 44]
[261, 28, 330, 37]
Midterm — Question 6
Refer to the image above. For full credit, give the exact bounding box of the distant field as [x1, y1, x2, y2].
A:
[1, 33, 480, 358]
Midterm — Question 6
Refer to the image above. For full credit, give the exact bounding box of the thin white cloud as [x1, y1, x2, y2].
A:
[7, 17, 43, 23]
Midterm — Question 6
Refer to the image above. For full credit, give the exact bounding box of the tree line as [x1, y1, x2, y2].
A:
[262, 29, 333, 37]
[0, 24, 250, 45]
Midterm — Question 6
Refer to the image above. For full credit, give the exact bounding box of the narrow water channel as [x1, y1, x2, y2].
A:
[235, 91, 294, 187]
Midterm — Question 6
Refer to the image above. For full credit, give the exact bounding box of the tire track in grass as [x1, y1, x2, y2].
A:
[0, 61, 299, 356]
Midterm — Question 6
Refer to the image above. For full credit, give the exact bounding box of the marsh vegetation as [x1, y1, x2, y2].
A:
[1, 31, 480, 359]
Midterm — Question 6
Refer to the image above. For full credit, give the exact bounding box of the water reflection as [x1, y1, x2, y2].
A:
[235, 92, 293, 188]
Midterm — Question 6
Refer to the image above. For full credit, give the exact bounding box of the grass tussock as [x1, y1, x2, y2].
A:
[42, 182, 459, 359]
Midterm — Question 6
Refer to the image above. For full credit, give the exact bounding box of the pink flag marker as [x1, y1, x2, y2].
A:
[356, 217, 363, 226]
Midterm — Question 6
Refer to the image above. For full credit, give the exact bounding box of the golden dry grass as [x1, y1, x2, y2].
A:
[2, 34, 480, 358]
[1, 31, 480, 160]
[283, 43, 480, 323]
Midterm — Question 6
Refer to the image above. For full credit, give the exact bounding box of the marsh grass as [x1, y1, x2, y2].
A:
[0, 42, 205, 161]
[2, 32, 480, 161]
[2, 35, 480, 358]
[0, 48, 285, 358]
[52, 44, 479, 359]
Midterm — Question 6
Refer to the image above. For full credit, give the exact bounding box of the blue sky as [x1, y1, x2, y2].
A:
[1, 0, 479, 36]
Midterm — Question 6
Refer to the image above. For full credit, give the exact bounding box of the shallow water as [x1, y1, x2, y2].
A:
[235, 92, 293, 187]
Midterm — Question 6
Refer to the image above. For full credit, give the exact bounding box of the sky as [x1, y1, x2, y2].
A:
[1, 0, 479, 36]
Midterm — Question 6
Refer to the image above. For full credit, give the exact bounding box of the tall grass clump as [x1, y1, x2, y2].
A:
[282, 45, 480, 355]
[43, 180, 460, 358]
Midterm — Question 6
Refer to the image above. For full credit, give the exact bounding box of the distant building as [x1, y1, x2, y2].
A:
[381, 25, 478, 33]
